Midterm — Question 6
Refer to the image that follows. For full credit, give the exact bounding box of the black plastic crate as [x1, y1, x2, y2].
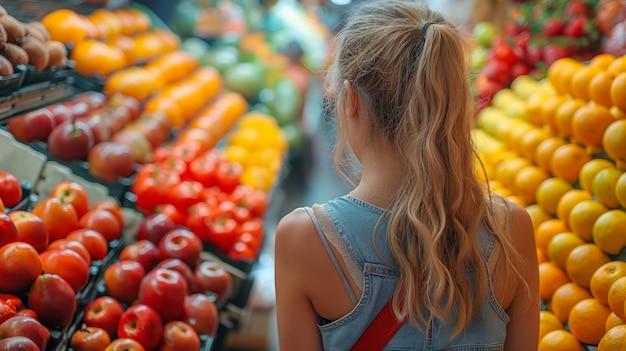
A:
[23, 61, 76, 87]
[0, 66, 26, 98]
[3, 182, 33, 214]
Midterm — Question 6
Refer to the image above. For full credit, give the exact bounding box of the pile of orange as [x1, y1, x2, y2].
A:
[474, 52, 626, 348]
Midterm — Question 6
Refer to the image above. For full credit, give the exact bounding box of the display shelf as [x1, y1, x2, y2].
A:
[0, 82, 74, 124]
[23, 61, 76, 87]
[0, 66, 26, 97]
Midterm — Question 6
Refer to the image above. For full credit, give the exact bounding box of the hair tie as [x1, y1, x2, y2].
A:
[422, 21, 435, 37]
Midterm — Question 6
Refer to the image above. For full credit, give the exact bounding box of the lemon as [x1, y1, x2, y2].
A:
[616, 172, 626, 208]
[593, 210, 626, 255]
[579, 158, 615, 193]
[536, 177, 575, 216]
[569, 200, 609, 241]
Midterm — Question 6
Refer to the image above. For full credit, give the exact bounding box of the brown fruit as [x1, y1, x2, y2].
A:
[21, 36, 49, 71]
[2, 43, 28, 67]
[0, 16, 25, 44]
[25, 22, 50, 42]
[0, 24, 6, 49]
[45, 40, 67, 68]
[0, 55, 12, 76]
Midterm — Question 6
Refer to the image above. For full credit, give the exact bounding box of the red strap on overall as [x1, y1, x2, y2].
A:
[350, 294, 408, 351]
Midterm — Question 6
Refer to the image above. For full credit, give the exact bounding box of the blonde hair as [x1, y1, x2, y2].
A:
[327, 0, 527, 338]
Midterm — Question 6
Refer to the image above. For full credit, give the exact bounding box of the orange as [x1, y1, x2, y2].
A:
[551, 282, 593, 323]
[569, 298, 612, 345]
[611, 73, 626, 111]
[70, 39, 127, 77]
[538, 329, 584, 351]
[145, 51, 199, 85]
[526, 203, 554, 230]
[535, 137, 569, 174]
[535, 177, 575, 216]
[143, 96, 185, 129]
[607, 56, 626, 77]
[113, 8, 151, 36]
[527, 90, 552, 126]
[539, 310, 565, 340]
[589, 53, 617, 70]
[565, 243, 611, 288]
[554, 98, 586, 139]
[548, 58, 584, 95]
[152, 29, 181, 52]
[540, 95, 568, 133]
[537, 247, 550, 264]
[569, 65, 602, 101]
[548, 232, 586, 269]
[593, 210, 626, 255]
[87, 8, 122, 40]
[495, 157, 532, 190]
[556, 189, 593, 225]
[608, 276, 626, 321]
[589, 70, 615, 107]
[539, 261, 571, 301]
[513, 165, 550, 205]
[103, 67, 166, 102]
[617, 172, 626, 208]
[519, 127, 552, 162]
[571, 103, 615, 153]
[503, 121, 534, 154]
[602, 119, 626, 171]
[107, 35, 137, 65]
[41, 9, 97, 46]
[568, 200, 610, 241]
[592, 168, 624, 209]
[610, 106, 626, 120]
[536, 218, 570, 254]
[590, 261, 626, 305]
[606, 312, 626, 332]
[579, 158, 616, 193]
[549, 143, 592, 183]
[598, 325, 626, 351]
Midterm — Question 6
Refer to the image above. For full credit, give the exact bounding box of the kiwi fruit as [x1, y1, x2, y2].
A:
[0, 24, 6, 49]
[26, 22, 50, 42]
[46, 40, 67, 68]
[21, 36, 49, 71]
[1, 42, 28, 67]
[0, 16, 26, 44]
[0, 54, 13, 76]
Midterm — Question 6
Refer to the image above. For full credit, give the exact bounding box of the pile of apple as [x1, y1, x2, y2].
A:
[0, 173, 127, 350]
[70, 213, 232, 351]
[5, 90, 174, 183]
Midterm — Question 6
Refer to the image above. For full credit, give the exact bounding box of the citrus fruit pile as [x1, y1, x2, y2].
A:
[475, 53, 626, 349]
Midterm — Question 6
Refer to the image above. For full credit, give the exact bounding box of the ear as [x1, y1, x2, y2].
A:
[344, 80, 359, 118]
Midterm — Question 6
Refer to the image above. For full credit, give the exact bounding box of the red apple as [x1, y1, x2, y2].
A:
[48, 120, 95, 162]
[119, 240, 160, 272]
[15, 310, 37, 320]
[104, 338, 146, 351]
[83, 296, 124, 338]
[74, 91, 107, 111]
[82, 110, 112, 144]
[7, 109, 56, 142]
[0, 213, 18, 248]
[158, 229, 203, 270]
[46, 239, 91, 266]
[193, 261, 233, 306]
[79, 208, 122, 242]
[46, 103, 73, 125]
[66, 229, 109, 260]
[88, 142, 137, 182]
[138, 268, 188, 322]
[0, 242, 41, 294]
[136, 214, 176, 246]
[183, 293, 219, 336]
[67, 101, 91, 120]
[0, 171, 22, 209]
[104, 260, 145, 304]
[70, 325, 111, 351]
[117, 304, 163, 350]
[0, 336, 39, 351]
[7, 211, 48, 253]
[28, 273, 77, 328]
[124, 115, 170, 148]
[154, 258, 194, 291]
[0, 302, 15, 324]
[0, 316, 50, 350]
[108, 93, 140, 122]
[40, 248, 90, 293]
[158, 321, 200, 351]
[111, 130, 153, 164]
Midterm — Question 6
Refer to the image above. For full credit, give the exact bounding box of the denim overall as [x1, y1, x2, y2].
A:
[305, 195, 509, 350]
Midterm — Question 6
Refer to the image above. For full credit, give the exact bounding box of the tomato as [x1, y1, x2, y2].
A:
[185, 202, 218, 242]
[32, 197, 79, 242]
[209, 214, 238, 253]
[50, 181, 90, 217]
[202, 186, 229, 205]
[237, 218, 264, 238]
[91, 201, 125, 229]
[230, 185, 269, 218]
[228, 241, 257, 262]
[214, 161, 242, 193]
[79, 208, 122, 242]
[165, 180, 203, 212]
[155, 204, 187, 226]
[158, 157, 188, 178]
[0, 171, 22, 209]
[0, 198, 4, 213]
[236, 231, 262, 252]
[170, 141, 204, 164]
[152, 145, 174, 163]
[218, 200, 251, 224]
[132, 165, 181, 214]
[492, 44, 520, 66]
[188, 155, 218, 187]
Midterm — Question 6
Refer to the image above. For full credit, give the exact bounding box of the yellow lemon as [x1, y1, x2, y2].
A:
[592, 210, 626, 255]
[579, 158, 615, 193]
[616, 172, 626, 209]
[592, 168, 624, 209]
[536, 177, 575, 216]
[568, 200, 609, 241]
[548, 232, 586, 269]
[556, 189, 593, 228]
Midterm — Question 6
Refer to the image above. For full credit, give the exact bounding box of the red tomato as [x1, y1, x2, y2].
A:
[50, 181, 90, 217]
[155, 204, 187, 226]
[218, 201, 251, 224]
[188, 155, 218, 187]
[79, 209, 122, 242]
[237, 218, 264, 238]
[230, 185, 269, 218]
[0, 171, 22, 209]
[185, 202, 218, 242]
[132, 165, 181, 214]
[214, 161, 242, 194]
[32, 197, 79, 242]
[170, 141, 204, 164]
[165, 180, 203, 212]
[158, 157, 188, 179]
[209, 214, 238, 253]
[228, 241, 257, 262]
[152, 145, 174, 163]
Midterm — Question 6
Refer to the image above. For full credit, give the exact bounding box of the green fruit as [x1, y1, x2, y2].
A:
[269, 79, 300, 126]
[181, 37, 211, 60]
[223, 62, 266, 100]
[471, 47, 488, 71]
[202, 46, 241, 74]
[473, 21, 498, 48]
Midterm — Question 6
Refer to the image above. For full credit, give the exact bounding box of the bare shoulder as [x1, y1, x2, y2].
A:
[507, 201, 535, 251]
[275, 208, 317, 253]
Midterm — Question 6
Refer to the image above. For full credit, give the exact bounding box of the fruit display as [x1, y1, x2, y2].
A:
[474, 48, 626, 347]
